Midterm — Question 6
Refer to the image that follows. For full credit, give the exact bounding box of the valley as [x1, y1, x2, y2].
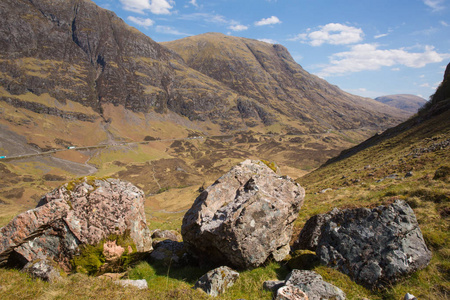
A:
[0, 0, 448, 299]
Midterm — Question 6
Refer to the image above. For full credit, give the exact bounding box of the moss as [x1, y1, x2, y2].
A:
[261, 159, 278, 173]
[70, 232, 139, 276]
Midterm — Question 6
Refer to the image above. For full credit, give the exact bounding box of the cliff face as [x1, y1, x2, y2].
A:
[0, 0, 239, 126]
[0, 0, 407, 134]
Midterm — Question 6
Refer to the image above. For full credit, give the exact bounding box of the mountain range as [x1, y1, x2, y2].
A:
[0, 0, 409, 148]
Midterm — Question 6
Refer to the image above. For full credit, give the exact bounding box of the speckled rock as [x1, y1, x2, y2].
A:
[0, 177, 152, 279]
[284, 270, 345, 300]
[316, 200, 431, 289]
[182, 160, 305, 268]
[194, 266, 239, 297]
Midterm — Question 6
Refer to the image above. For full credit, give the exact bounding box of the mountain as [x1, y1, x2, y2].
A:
[163, 33, 408, 132]
[374, 94, 427, 114]
[0, 0, 407, 143]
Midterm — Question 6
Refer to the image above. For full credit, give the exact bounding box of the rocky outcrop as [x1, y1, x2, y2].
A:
[194, 266, 239, 297]
[0, 177, 152, 279]
[299, 200, 431, 289]
[181, 159, 305, 269]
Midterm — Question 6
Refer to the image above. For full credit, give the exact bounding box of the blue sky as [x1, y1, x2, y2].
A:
[92, 0, 450, 100]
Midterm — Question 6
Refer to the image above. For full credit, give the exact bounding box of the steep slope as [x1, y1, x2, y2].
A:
[164, 33, 409, 133]
[296, 63, 450, 300]
[374, 94, 426, 114]
[324, 63, 450, 166]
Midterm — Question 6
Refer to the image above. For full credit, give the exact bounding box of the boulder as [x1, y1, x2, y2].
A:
[276, 285, 309, 300]
[284, 270, 346, 300]
[182, 160, 305, 268]
[315, 200, 431, 289]
[0, 177, 152, 279]
[194, 266, 239, 297]
[292, 208, 338, 251]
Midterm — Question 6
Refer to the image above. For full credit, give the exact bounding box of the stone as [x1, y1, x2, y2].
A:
[116, 279, 148, 290]
[405, 171, 413, 178]
[263, 280, 285, 291]
[292, 208, 339, 251]
[22, 258, 62, 282]
[151, 229, 181, 242]
[316, 200, 431, 289]
[284, 270, 345, 300]
[0, 177, 153, 279]
[404, 293, 417, 300]
[182, 160, 305, 269]
[275, 285, 309, 300]
[194, 266, 240, 297]
[103, 240, 126, 261]
[150, 240, 186, 266]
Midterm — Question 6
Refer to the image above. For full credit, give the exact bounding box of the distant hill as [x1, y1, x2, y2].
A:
[374, 94, 427, 114]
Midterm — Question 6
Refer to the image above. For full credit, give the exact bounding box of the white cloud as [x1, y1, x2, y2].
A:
[441, 20, 449, 26]
[119, 0, 174, 14]
[255, 16, 281, 26]
[423, 0, 445, 11]
[155, 25, 190, 36]
[179, 12, 229, 24]
[374, 33, 389, 39]
[189, 0, 198, 7]
[127, 16, 154, 28]
[392, 68, 400, 71]
[420, 83, 430, 87]
[318, 44, 450, 77]
[258, 38, 278, 44]
[291, 23, 363, 46]
[228, 24, 249, 31]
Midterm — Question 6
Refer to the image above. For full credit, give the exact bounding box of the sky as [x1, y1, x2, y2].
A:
[91, 0, 450, 100]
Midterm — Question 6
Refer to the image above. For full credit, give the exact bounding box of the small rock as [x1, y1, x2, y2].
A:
[150, 240, 185, 266]
[22, 258, 62, 282]
[285, 270, 345, 300]
[263, 280, 285, 291]
[194, 266, 239, 297]
[405, 172, 413, 178]
[275, 285, 309, 300]
[151, 229, 181, 242]
[404, 293, 417, 300]
[103, 240, 125, 261]
[319, 188, 332, 194]
[116, 279, 148, 289]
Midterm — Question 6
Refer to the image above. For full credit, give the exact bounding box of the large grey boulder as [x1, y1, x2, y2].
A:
[194, 266, 239, 297]
[292, 208, 338, 251]
[0, 177, 153, 279]
[276, 285, 309, 300]
[314, 200, 431, 289]
[182, 159, 305, 268]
